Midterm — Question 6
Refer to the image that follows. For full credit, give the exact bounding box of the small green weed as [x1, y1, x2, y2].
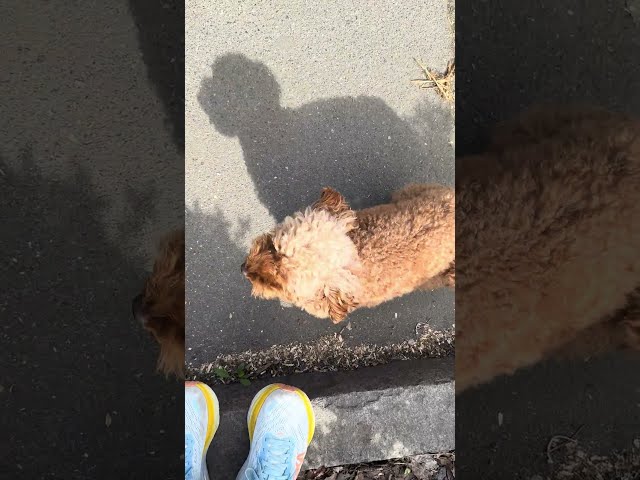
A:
[212, 364, 251, 386]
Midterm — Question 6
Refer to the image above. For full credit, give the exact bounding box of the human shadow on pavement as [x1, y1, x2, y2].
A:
[191, 54, 454, 358]
[197, 53, 454, 222]
[0, 148, 181, 479]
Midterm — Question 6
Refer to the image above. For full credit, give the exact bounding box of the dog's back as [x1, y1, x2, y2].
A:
[351, 184, 455, 306]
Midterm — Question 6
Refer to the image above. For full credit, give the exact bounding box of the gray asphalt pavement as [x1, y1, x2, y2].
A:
[1, 1, 183, 478]
[185, 1, 455, 363]
[456, 1, 640, 477]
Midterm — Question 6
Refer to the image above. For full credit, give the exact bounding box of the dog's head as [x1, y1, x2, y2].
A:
[242, 188, 361, 323]
[132, 229, 185, 378]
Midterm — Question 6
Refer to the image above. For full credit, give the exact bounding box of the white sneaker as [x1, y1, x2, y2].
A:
[185, 381, 220, 480]
[236, 384, 315, 480]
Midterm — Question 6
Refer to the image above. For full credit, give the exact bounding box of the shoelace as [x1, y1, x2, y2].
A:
[246, 434, 294, 480]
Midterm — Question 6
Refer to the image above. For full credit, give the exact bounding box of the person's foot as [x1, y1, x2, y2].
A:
[185, 381, 220, 480]
[236, 384, 315, 480]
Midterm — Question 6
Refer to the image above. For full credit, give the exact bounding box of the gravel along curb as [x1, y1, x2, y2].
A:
[204, 357, 455, 479]
[187, 326, 455, 385]
[300, 452, 455, 480]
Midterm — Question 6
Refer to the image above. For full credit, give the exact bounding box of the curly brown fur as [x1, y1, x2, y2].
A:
[243, 184, 455, 323]
[132, 229, 185, 378]
[456, 106, 640, 393]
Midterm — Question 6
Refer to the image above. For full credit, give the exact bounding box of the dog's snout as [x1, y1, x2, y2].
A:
[241, 262, 247, 275]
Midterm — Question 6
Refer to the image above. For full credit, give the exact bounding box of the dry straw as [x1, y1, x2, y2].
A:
[411, 58, 455, 103]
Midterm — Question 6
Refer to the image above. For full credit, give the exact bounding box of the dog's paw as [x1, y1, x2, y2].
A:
[444, 264, 455, 287]
[330, 315, 346, 325]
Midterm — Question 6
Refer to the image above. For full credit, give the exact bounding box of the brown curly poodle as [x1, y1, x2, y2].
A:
[132, 229, 185, 378]
[242, 184, 455, 323]
[456, 106, 640, 393]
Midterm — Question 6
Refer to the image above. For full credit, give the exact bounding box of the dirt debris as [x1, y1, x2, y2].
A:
[187, 325, 454, 385]
[539, 439, 640, 479]
[299, 452, 454, 480]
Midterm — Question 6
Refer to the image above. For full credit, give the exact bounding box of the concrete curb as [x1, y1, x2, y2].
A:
[206, 357, 455, 478]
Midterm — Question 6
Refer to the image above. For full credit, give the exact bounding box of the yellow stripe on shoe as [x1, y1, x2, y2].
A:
[247, 383, 315, 445]
[236, 383, 316, 480]
[187, 381, 220, 451]
[247, 384, 282, 442]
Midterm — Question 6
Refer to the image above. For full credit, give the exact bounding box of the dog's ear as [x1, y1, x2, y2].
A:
[156, 328, 186, 379]
[143, 316, 185, 378]
[313, 187, 351, 216]
[244, 233, 288, 295]
[325, 287, 358, 324]
[251, 232, 280, 257]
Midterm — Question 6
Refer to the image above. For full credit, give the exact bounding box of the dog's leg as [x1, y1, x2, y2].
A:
[617, 286, 640, 350]
[623, 318, 640, 350]
[550, 320, 630, 361]
[620, 288, 640, 350]
[550, 287, 640, 361]
[550, 318, 640, 363]
[419, 262, 455, 290]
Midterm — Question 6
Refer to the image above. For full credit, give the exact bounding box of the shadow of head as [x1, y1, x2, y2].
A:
[197, 53, 281, 137]
[132, 229, 185, 378]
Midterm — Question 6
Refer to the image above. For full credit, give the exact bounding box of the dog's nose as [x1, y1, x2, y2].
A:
[241, 262, 247, 275]
[132, 294, 146, 323]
